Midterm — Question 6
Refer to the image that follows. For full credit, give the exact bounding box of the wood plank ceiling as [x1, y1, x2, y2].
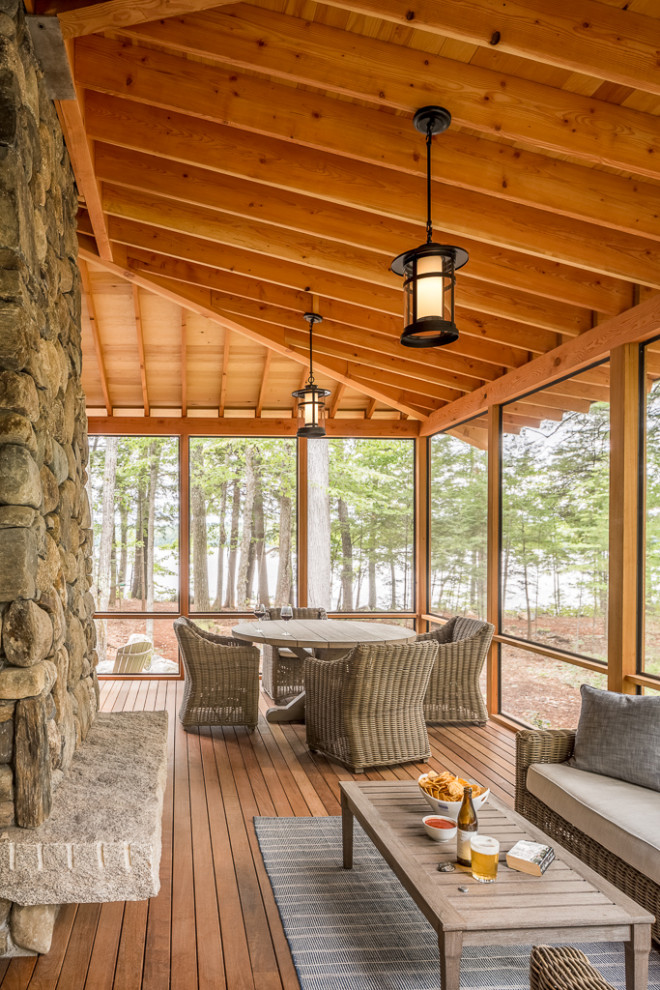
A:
[43, 0, 660, 428]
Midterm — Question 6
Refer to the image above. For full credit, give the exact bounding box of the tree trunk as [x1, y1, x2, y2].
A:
[146, 441, 161, 640]
[130, 477, 147, 604]
[97, 436, 118, 663]
[224, 478, 241, 608]
[212, 481, 228, 610]
[253, 456, 269, 605]
[237, 446, 257, 607]
[337, 497, 353, 611]
[368, 519, 377, 610]
[389, 558, 397, 610]
[191, 445, 210, 611]
[275, 494, 292, 606]
[109, 524, 117, 606]
[307, 439, 331, 608]
[118, 501, 128, 605]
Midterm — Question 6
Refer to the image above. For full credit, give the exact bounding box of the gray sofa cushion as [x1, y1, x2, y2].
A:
[527, 762, 660, 886]
[569, 685, 660, 791]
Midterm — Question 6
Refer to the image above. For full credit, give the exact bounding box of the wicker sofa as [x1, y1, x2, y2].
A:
[516, 728, 660, 943]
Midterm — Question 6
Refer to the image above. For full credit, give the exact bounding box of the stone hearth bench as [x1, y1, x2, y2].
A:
[0, 711, 168, 955]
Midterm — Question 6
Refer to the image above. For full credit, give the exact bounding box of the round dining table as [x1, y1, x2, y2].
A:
[231, 618, 417, 723]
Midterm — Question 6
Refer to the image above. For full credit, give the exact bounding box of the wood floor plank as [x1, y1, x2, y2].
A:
[170, 686, 197, 990]
[83, 902, 124, 990]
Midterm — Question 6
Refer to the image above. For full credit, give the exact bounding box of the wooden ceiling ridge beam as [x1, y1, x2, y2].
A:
[117, 240, 563, 354]
[116, 8, 660, 179]
[79, 259, 112, 413]
[92, 141, 632, 316]
[314, 0, 660, 99]
[57, 0, 241, 39]
[99, 184, 596, 334]
[79, 248, 429, 420]
[77, 89, 660, 290]
[421, 294, 660, 436]
[83, 89, 660, 249]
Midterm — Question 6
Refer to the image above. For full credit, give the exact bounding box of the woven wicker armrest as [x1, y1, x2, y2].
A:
[515, 728, 576, 815]
[530, 945, 615, 990]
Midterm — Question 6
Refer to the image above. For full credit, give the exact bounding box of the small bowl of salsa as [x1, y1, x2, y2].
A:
[422, 814, 457, 843]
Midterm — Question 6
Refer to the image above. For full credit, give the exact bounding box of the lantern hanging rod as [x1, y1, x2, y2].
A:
[303, 311, 321, 384]
[412, 105, 451, 245]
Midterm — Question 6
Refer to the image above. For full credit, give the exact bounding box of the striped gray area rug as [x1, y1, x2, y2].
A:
[254, 816, 660, 990]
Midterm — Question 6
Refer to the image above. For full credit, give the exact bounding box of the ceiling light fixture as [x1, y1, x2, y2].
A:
[292, 312, 330, 438]
[391, 106, 469, 348]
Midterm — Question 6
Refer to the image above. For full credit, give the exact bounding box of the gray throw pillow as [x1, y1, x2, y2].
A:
[570, 684, 660, 791]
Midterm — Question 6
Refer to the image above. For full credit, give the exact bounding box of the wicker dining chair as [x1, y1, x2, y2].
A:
[530, 945, 616, 990]
[174, 616, 260, 730]
[305, 640, 438, 772]
[261, 606, 327, 703]
[417, 616, 494, 724]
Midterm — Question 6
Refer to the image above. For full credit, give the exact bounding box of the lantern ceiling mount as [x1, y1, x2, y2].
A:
[391, 105, 469, 349]
[291, 311, 330, 438]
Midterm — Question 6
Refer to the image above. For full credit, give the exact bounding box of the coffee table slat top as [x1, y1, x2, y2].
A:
[340, 781, 653, 935]
[232, 618, 416, 649]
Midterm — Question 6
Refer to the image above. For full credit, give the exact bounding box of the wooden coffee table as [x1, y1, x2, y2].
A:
[340, 780, 653, 990]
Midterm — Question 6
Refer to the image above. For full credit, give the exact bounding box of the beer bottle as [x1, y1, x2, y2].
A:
[456, 786, 478, 867]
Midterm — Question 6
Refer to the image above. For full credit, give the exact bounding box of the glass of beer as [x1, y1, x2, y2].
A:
[470, 835, 500, 883]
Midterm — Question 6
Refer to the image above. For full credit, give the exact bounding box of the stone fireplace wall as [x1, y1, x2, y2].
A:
[0, 0, 97, 835]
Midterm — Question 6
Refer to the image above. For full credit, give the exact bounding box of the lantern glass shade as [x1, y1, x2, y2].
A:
[292, 382, 331, 438]
[392, 242, 468, 348]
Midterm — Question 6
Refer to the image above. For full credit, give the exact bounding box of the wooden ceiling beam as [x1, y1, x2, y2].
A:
[57, 0, 241, 39]
[123, 246, 561, 356]
[100, 185, 592, 334]
[77, 78, 660, 287]
[255, 350, 271, 418]
[132, 284, 149, 415]
[55, 57, 112, 260]
[86, 415, 420, 437]
[118, 9, 660, 179]
[78, 248, 428, 420]
[93, 142, 631, 316]
[203, 291, 518, 376]
[113, 232, 564, 354]
[219, 330, 230, 416]
[421, 293, 660, 435]
[314, 0, 660, 99]
[330, 384, 346, 419]
[79, 259, 112, 413]
[84, 90, 660, 248]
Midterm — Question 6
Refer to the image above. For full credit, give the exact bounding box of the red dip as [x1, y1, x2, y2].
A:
[425, 818, 454, 829]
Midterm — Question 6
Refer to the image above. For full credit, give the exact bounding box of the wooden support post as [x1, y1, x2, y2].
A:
[486, 405, 501, 715]
[608, 343, 641, 694]
[415, 436, 429, 633]
[180, 436, 190, 618]
[297, 437, 308, 608]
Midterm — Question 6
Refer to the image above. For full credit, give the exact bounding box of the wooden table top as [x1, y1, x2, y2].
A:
[340, 780, 653, 941]
[231, 618, 417, 650]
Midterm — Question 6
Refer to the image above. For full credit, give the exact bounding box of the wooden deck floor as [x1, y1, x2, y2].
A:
[0, 680, 516, 989]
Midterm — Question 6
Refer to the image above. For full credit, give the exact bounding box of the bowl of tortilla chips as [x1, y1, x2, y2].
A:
[418, 770, 489, 819]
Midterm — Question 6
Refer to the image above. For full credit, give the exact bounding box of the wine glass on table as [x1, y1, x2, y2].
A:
[253, 601, 266, 633]
[280, 603, 293, 635]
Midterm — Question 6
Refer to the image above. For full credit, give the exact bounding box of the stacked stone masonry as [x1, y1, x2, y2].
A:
[0, 0, 98, 955]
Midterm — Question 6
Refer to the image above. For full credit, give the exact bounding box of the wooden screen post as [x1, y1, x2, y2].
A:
[486, 405, 501, 715]
[297, 436, 308, 608]
[608, 343, 641, 694]
[415, 436, 429, 633]
[180, 435, 190, 618]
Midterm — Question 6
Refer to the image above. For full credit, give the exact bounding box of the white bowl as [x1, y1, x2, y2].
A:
[422, 814, 457, 843]
[418, 775, 490, 820]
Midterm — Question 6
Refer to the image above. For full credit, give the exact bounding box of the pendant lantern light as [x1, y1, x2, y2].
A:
[391, 106, 469, 348]
[292, 312, 330, 438]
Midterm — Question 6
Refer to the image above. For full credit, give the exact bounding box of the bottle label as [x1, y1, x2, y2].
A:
[457, 828, 476, 866]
